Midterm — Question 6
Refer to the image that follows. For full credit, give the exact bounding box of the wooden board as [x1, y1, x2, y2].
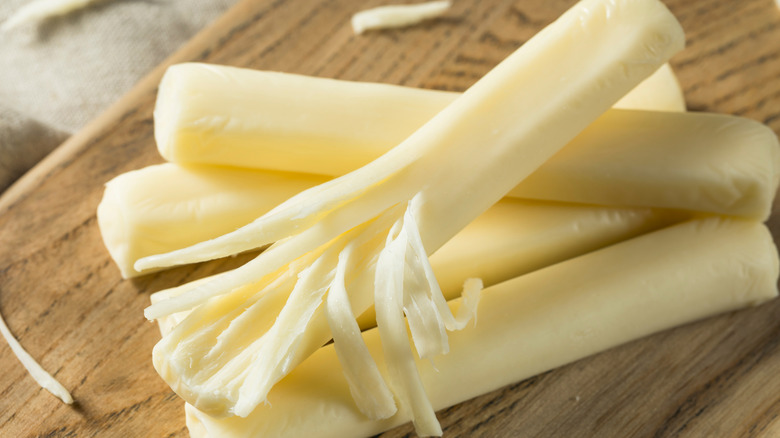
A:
[1, 0, 780, 436]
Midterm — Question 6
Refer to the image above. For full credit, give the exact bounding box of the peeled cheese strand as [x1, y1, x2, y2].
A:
[374, 219, 441, 436]
[0, 312, 73, 404]
[1, 0, 102, 31]
[325, 244, 397, 420]
[351, 1, 451, 34]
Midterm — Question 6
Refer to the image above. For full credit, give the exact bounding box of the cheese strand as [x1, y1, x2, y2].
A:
[0, 312, 73, 404]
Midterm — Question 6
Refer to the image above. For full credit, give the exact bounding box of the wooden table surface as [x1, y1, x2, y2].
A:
[2, 0, 780, 436]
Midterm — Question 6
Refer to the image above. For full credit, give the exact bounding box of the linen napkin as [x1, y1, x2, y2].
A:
[0, 0, 238, 192]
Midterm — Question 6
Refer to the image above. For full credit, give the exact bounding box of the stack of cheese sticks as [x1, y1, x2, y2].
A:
[96, 0, 780, 436]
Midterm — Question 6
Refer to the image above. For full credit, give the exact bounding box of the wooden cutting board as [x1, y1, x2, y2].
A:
[2, 0, 780, 436]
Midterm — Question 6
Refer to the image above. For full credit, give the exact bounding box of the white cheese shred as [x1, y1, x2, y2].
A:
[142, 224, 330, 320]
[326, 244, 397, 420]
[0, 311, 73, 404]
[1, 0, 100, 31]
[234, 250, 336, 417]
[351, 1, 451, 35]
[402, 206, 481, 333]
[375, 220, 442, 436]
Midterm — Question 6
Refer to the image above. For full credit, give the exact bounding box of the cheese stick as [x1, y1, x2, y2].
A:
[159, 217, 778, 437]
[154, 63, 683, 177]
[153, 65, 778, 219]
[513, 110, 780, 218]
[98, 164, 686, 279]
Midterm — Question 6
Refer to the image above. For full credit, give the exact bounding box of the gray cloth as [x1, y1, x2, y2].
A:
[0, 0, 238, 192]
[0, 105, 69, 190]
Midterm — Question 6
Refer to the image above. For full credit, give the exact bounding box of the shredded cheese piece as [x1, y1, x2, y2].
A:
[375, 218, 441, 436]
[372, 200, 482, 431]
[1, 0, 101, 31]
[0, 312, 73, 404]
[325, 244, 397, 420]
[234, 250, 337, 416]
[351, 1, 451, 34]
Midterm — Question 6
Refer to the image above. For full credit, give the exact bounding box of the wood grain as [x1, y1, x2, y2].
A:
[1, 0, 780, 436]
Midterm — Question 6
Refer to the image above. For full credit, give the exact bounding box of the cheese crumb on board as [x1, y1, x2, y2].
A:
[0, 313, 73, 404]
[351, 1, 451, 34]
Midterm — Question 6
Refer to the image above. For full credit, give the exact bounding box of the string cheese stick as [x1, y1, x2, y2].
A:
[155, 63, 683, 177]
[153, 65, 778, 220]
[141, 0, 684, 426]
[97, 164, 688, 280]
[351, 1, 451, 34]
[158, 217, 778, 438]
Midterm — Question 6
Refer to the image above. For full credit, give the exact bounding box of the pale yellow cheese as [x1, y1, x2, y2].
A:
[357, 199, 684, 328]
[97, 164, 328, 278]
[155, 62, 683, 177]
[615, 64, 684, 111]
[98, 163, 687, 280]
[164, 217, 778, 437]
[145, 191, 684, 332]
[153, 64, 778, 219]
[351, 1, 451, 34]
[101, 105, 780, 277]
[142, 0, 686, 420]
[0, 313, 73, 404]
[510, 110, 780, 219]
[431, 199, 682, 295]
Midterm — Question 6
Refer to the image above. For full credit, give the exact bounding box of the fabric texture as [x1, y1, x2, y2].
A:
[0, 0, 239, 192]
